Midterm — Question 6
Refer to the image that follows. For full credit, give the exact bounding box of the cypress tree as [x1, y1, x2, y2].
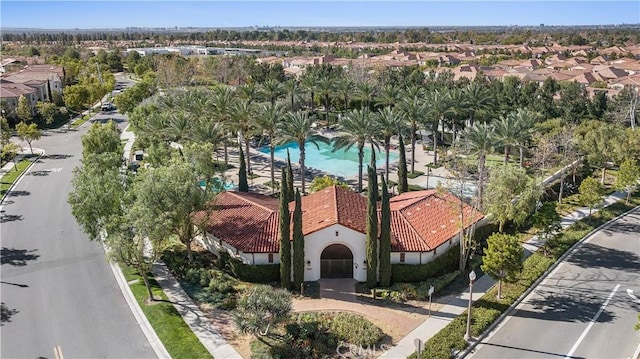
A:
[286, 149, 294, 202]
[379, 175, 392, 287]
[366, 165, 379, 288]
[238, 146, 249, 192]
[397, 133, 408, 194]
[292, 189, 305, 291]
[278, 167, 291, 289]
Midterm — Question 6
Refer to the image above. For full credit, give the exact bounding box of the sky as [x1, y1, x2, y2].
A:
[1, 1, 639, 29]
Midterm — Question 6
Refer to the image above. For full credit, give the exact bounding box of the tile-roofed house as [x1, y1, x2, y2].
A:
[196, 186, 483, 282]
[0, 79, 38, 116]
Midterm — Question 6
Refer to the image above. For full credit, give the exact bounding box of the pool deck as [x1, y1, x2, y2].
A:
[220, 137, 460, 196]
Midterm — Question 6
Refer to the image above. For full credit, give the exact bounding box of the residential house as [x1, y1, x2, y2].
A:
[195, 186, 483, 281]
[1, 64, 64, 116]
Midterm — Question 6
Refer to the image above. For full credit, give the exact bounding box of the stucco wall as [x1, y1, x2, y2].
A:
[304, 224, 367, 282]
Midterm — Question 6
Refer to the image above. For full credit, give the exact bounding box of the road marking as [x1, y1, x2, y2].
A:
[564, 284, 620, 359]
[627, 289, 640, 304]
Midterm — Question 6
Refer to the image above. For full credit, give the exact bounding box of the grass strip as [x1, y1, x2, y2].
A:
[71, 115, 90, 128]
[121, 266, 213, 359]
[1, 159, 33, 196]
[410, 194, 640, 359]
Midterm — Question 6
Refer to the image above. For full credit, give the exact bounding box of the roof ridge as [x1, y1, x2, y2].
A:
[332, 185, 340, 224]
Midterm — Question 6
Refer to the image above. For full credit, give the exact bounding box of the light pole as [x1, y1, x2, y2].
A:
[464, 270, 477, 341]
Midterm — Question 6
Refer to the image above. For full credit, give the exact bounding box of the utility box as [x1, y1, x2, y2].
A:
[134, 150, 144, 161]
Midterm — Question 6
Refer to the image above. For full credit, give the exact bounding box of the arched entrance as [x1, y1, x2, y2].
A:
[321, 244, 353, 278]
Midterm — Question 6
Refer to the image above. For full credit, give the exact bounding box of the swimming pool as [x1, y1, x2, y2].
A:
[199, 177, 236, 191]
[260, 140, 397, 177]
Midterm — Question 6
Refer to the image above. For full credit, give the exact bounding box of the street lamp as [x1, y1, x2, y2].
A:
[464, 270, 477, 341]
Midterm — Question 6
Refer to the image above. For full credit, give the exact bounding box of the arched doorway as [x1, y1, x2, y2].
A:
[321, 244, 353, 278]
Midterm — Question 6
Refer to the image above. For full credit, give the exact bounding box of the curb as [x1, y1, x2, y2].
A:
[101, 241, 171, 359]
[460, 203, 640, 358]
[0, 149, 44, 204]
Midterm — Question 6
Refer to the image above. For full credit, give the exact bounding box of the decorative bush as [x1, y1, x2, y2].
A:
[329, 313, 384, 347]
[228, 258, 280, 283]
[391, 244, 460, 283]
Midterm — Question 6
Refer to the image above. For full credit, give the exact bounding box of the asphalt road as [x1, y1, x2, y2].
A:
[1, 112, 156, 357]
[469, 208, 640, 359]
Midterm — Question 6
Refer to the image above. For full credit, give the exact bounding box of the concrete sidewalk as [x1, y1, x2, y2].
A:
[380, 190, 626, 359]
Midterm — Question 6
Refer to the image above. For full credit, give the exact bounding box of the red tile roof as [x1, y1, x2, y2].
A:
[198, 186, 483, 253]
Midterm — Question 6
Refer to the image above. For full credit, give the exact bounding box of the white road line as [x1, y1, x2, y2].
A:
[564, 284, 620, 359]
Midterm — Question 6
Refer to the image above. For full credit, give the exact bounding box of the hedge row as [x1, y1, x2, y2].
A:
[391, 244, 460, 283]
[228, 258, 280, 283]
[409, 195, 639, 359]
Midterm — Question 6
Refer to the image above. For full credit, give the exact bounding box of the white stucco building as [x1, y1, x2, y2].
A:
[196, 186, 483, 282]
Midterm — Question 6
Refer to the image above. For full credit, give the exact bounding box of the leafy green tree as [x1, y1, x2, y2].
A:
[68, 152, 125, 241]
[82, 121, 121, 159]
[397, 133, 408, 194]
[1, 142, 21, 170]
[238, 146, 249, 192]
[15, 121, 41, 155]
[309, 175, 349, 193]
[574, 120, 624, 183]
[113, 78, 156, 114]
[35, 102, 59, 124]
[532, 201, 562, 241]
[1, 117, 11, 146]
[64, 84, 91, 112]
[15, 96, 32, 123]
[485, 165, 540, 232]
[379, 175, 392, 287]
[184, 142, 223, 195]
[366, 164, 379, 288]
[579, 176, 605, 215]
[481, 233, 523, 299]
[292, 189, 305, 291]
[616, 159, 640, 204]
[233, 285, 292, 337]
[134, 159, 209, 263]
[279, 168, 291, 289]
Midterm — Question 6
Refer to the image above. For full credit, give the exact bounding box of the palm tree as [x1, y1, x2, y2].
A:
[494, 108, 537, 166]
[333, 108, 380, 192]
[355, 82, 376, 110]
[377, 83, 401, 109]
[446, 88, 470, 143]
[262, 79, 284, 106]
[212, 86, 237, 166]
[315, 77, 334, 124]
[398, 85, 426, 173]
[166, 111, 193, 157]
[464, 82, 495, 127]
[255, 102, 286, 194]
[424, 88, 455, 166]
[375, 106, 404, 182]
[278, 110, 323, 194]
[462, 122, 495, 209]
[300, 74, 317, 110]
[231, 99, 257, 175]
[283, 79, 299, 111]
[238, 83, 259, 104]
[335, 78, 354, 111]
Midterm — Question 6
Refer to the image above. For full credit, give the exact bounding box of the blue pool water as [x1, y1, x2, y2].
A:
[260, 140, 398, 177]
[199, 178, 236, 191]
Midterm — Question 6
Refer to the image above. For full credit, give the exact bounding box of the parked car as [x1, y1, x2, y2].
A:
[101, 103, 114, 111]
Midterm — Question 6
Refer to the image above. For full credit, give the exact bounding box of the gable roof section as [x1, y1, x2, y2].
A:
[197, 191, 280, 253]
[389, 190, 484, 251]
[298, 185, 367, 236]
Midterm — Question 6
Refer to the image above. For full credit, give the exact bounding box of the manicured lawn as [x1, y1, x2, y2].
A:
[121, 267, 213, 359]
[71, 115, 90, 128]
[1, 159, 33, 196]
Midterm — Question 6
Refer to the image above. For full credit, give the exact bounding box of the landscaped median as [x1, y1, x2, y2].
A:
[121, 267, 212, 359]
[70, 114, 91, 128]
[408, 194, 640, 359]
[1, 156, 36, 197]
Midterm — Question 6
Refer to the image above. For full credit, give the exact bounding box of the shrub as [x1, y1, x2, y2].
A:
[329, 313, 384, 347]
[407, 171, 424, 179]
[228, 258, 280, 282]
[391, 244, 460, 283]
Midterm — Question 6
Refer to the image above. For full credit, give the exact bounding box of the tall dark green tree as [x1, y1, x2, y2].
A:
[397, 133, 409, 194]
[292, 189, 305, 291]
[366, 165, 379, 288]
[286, 150, 294, 202]
[278, 168, 291, 289]
[238, 146, 249, 192]
[379, 175, 392, 287]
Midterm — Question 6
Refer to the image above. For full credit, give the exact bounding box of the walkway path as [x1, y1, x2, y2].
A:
[379, 190, 626, 359]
